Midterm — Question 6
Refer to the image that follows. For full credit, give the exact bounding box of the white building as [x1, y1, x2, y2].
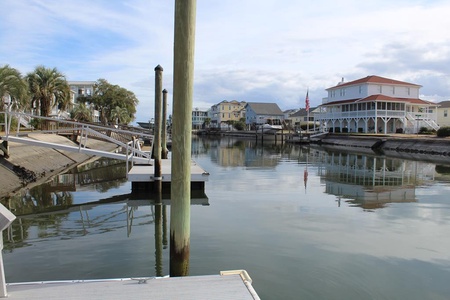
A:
[315, 76, 439, 134]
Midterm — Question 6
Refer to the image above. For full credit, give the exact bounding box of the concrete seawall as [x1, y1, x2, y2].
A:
[317, 134, 450, 163]
[0, 133, 118, 199]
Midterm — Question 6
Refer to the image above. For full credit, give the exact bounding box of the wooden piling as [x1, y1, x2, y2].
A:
[170, 0, 196, 277]
[154, 65, 163, 190]
[162, 89, 169, 159]
[155, 194, 163, 277]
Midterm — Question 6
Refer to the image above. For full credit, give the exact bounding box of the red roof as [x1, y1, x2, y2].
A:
[327, 75, 421, 90]
[321, 94, 436, 107]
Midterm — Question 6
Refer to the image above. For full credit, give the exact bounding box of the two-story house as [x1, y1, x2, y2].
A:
[315, 76, 439, 134]
[192, 107, 210, 130]
[210, 100, 246, 129]
[245, 102, 284, 130]
[436, 101, 450, 128]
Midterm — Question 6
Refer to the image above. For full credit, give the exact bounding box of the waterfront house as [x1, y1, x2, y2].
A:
[436, 100, 450, 128]
[288, 107, 319, 131]
[210, 100, 246, 129]
[244, 102, 284, 130]
[192, 107, 209, 130]
[315, 76, 439, 134]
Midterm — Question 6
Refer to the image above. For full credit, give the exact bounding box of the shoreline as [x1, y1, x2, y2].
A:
[0, 133, 119, 199]
[3, 132, 450, 199]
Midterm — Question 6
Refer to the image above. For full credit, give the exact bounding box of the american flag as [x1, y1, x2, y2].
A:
[305, 90, 310, 112]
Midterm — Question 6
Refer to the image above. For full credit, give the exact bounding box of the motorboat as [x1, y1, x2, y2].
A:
[257, 119, 283, 134]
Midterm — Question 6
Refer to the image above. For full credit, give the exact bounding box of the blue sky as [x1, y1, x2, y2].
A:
[1, 0, 450, 123]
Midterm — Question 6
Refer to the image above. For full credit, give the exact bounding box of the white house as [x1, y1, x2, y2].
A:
[315, 75, 439, 134]
[192, 107, 209, 129]
[436, 100, 450, 128]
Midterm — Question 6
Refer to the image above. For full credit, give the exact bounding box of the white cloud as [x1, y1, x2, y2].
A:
[1, 0, 450, 123]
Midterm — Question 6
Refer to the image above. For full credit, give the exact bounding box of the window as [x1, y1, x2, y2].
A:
[378, 85, 382, 93]
[445, 110, 448, 117]
[359, 85, 362, 94]
[407, 87, 410, 95]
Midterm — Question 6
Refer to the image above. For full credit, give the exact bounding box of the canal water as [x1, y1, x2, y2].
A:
[3, 136, 450, 299]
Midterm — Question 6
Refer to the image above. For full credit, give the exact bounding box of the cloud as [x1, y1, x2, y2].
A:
[2, 0, 450, 124]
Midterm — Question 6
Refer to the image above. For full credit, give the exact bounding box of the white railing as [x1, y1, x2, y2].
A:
[2, 111, 153, 165]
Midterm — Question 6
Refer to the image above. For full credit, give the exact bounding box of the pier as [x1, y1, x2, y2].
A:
[5, 270, 260, 299]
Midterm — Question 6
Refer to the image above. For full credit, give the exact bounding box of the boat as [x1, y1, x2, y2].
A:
[257, 119, 283, 134]
[137, 121, 152, 129]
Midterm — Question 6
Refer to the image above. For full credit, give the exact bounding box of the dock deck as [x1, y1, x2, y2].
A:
[128, 159, 209, 191]
[6, 271, 260, 300]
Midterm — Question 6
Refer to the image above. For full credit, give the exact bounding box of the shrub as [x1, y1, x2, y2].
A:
[437, 126, 450, 137]
[419, 126, 435, 135]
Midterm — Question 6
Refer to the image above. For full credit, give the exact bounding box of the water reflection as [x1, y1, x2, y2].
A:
[5, 158, 127, 216]
[193, 137, 450, 211]
[3, 137, 450, 298]
[309, 147, 441, 210]
[195, 137, 286, 169]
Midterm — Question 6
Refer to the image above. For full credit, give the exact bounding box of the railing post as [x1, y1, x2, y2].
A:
[0, 204, 16, 298]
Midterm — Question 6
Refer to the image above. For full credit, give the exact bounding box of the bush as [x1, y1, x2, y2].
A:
[419, 126, 435, 135]
[233, 121, 245, 131]
[437, 126, 450, 137]
[29, 118, 43, 130]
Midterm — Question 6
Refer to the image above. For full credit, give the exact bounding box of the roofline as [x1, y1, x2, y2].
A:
[326, 75, 422, 90]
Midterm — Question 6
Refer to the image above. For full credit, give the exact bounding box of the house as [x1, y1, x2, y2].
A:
[436, 101, 450, 128]
[68, 81, 98, 121]
[315, 75, 439, 134]
[192, 107, 209, 130]
[210, 100, 246, 129]
[288, 107, 319, 131]
[245, 102, 284, 130]
[68, 81, 96, 101]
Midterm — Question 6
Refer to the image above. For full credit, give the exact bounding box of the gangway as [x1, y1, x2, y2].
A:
[1, 111, 153, 165]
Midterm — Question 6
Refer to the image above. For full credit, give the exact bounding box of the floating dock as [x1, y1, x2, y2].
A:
[5, 270, 260, 299]
[128, 159, 209, 192]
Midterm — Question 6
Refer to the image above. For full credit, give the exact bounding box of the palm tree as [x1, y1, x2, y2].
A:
[70, 103, 92, 122]
[110, 106, 130, 124]
[25, 66, 70, 128]
[0, 64, 28, 110]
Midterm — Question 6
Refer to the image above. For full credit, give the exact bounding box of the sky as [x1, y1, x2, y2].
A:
[1, 0, 450, 124]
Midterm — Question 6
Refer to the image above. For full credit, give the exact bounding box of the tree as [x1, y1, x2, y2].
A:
[203, 117, 211, 128]
[89, 79, 138, 125]
[25, 66, 70, 127]
[70, 103, 93, 122]
[110, 106, 130, 124]
[0, 64, 28, 110]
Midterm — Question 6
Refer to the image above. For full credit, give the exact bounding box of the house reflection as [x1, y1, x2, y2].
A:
[204, 137, 283, 169]
[311, 148, 437, 209]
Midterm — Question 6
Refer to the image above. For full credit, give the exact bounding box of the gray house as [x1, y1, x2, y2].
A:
[245, 102, 284, 130]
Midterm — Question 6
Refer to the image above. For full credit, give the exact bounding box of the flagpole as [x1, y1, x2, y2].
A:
[305, 89, 310, 134]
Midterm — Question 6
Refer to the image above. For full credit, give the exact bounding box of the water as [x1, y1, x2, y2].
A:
[3, 137, 450, 299]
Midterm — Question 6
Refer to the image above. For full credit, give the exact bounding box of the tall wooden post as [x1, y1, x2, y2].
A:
[170, 0, 196, 277]
[154, 65, 163, 190]
[162, 89, 169, 159]
[154, 195, 163, 277]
